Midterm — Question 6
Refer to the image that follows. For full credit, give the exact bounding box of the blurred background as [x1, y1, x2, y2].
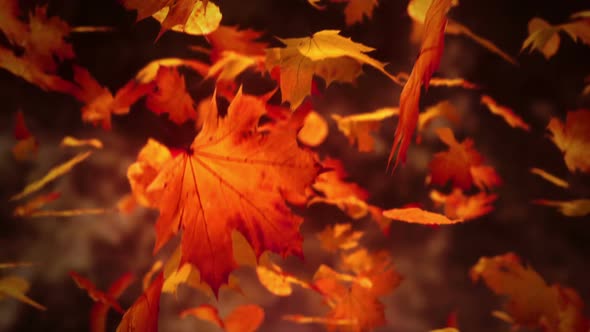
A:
[1, 0, 590, 331]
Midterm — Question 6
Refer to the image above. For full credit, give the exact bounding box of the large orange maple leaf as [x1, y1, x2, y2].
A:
[129, 90, 321, 293]
[388, 0, 453, 169]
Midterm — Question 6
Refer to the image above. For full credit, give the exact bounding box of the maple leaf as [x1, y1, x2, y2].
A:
[266, 30, 399, 109]
[207, 25, 268, 60]
[317, 223, 363, 253]
[90, 273, 135, 332]
[332, 100, 458, 152]
[72, 66, 155, 130]
[389, 0, 453, 169]
[530, 168, 569, 189]
[429, 128, 501, 190]
[152, 0, 221, 39]
[181, 304, 265, 332]
[522, 15, 590, 59]
[70, 272, 124, 313]
[128, 89, 320, 293]
[145, 66, 197, 125]
[0, 275, 46, 311]
[533, 199, 590, 217]
[430, 189, 497, 220]
[310, 158, 371, 219]
[546, 110, 590, 173]
[0, 47, 78, 95]
[383, 207, 461, 224]
[331, 108, 398, 153]
[480, 95, 531, 131]
[471, 253, 589, 331]
[122, 0, 221, 39]
[116, 273, 163, 332]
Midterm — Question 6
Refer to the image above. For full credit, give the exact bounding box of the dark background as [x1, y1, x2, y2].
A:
[1, 0, 590, 331]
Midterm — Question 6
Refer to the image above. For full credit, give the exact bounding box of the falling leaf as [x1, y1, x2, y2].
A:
[60, 136, 104, 149]
[152, 0, 221, 39]
[135, 58, 209, 83]
[129, 90, 320, 293]
[267, 30, 400, 108]
[533, 199, 590, 217]
[471, 253, 589, 331]
[310, 158, 371, 219]
[389, 0, 453, 169]
[546, 110, 590, 173]
[383, 207, 462, 224]
[428, 77, 478, 89]
[530, 168, 569, 189]
[341, 0, 379, 26]
[70, 272, 124, 313]
[13, 192, 60, 217]
[181, 304, 265, 332]
[256, 259, 310, 296]
[0, 48, 77, 95]
[480, 95, 530, 131]
[430, 189, 497, 220]
[89, 273, 135, 332]
[142, 261, 163, 291]
[470, 165, 503, 191]
[0, 276, 46, 311]
[10, 151, 92, 201]
[429, 128, 482, 190]
[207, 25, 268, 60]
[116, 273, 163, 332]
[317, 223, 363, 253]
[331, 108, 398, 153]
[430, 329, 459, 332]
[72, 66, 155, 130]
[522, 15, 590, 59]
[145, 66, 197, 125]
[207, 51, 265, 83]
[298, 111, 329, 147]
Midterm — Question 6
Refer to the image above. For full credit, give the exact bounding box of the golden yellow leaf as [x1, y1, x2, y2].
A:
[10, 151, 92, 201]
[60, 136, 103, 149]
[383, 207, 462, 225]
[530, 168, 569, 189]
[0, 276, 46, 311]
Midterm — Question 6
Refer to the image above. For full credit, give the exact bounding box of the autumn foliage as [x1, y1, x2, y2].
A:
[2, 0, 590, 331]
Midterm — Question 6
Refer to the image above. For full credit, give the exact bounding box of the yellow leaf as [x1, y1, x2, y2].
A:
[533, 199, 590, 217]
[0, 276, 46, 311]
[60, 136, 103, 149]
[10, 151, 92, 201]
[530, 168, 569, 189]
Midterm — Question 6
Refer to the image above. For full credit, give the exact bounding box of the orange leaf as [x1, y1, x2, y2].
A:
[90, 273, 135, 332]
[480, 95, 530, 131]
[145, 66, 196, 125]
[69, 272, 124, 314]
[471, 253, 589, 331]
[310, 158, 371, 219]
[298, 111, 329, 147]
[129, 90, 320, 293]
[317, 223, 363, 253]
[341, 0, 379, 26]
[383, 207, 462, 224]
[12, 110, 38, 161]
[546, 110, 590, 173]
[116, 273, 163, 332]
[207, 25, 268, 60]
[256, 259, 310, 296]
[429, 128, 501, 190]
[389, 0, 453, 169]
[430, 189, 497, 220]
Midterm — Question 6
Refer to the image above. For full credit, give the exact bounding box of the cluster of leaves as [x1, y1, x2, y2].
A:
[2, 0, 590, 331]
